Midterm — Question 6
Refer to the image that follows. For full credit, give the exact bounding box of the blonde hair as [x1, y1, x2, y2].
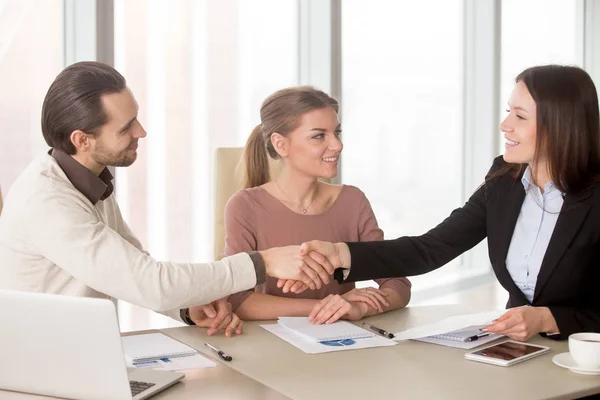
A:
[243, 86, 339, 188]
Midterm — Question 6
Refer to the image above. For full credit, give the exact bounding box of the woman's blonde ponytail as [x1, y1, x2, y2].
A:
[243, 124, 270, 188]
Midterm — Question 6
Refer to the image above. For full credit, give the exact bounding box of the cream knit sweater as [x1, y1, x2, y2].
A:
[0, 154, 259, 319]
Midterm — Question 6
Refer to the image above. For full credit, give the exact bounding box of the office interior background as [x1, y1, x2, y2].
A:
[1, 0, 599, 331]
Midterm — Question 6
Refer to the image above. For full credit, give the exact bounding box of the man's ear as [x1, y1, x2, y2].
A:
[70, 130, 91, 153]
[271, 132, 289, 158]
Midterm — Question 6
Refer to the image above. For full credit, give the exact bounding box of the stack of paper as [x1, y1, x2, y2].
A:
[261, 317, 396, 354]
[393, 310, 506, 349]
[121, 333, 216, 371]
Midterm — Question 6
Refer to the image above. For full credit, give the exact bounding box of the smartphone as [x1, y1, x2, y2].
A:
[464, 340, 550, 366]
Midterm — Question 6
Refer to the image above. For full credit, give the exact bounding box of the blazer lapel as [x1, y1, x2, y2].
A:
[492, 180, 526, 291]
[533, 190, 592, 300]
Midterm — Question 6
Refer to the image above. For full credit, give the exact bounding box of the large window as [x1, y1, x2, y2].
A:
[500, 0, 581, 149]
[0, 0, 64, 197]
[1, 0, 592, 329]
[113, 0, 298, 262]
[113, 0, 299, 330]
[341, 0, 465, 291]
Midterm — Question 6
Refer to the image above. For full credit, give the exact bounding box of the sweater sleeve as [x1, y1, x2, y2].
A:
[221, 191, 259, 311]
[355, 188, 412, 297]
[110, 196, 147, 253]
[22, 192, 262, 312]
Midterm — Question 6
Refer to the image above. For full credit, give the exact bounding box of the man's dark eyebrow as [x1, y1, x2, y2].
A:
[119, 117, 136, 133]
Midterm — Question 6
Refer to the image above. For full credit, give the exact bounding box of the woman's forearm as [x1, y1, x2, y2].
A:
[235, 292, 319, 320]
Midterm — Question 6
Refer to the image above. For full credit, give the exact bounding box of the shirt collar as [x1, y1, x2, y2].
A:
[521, 165, 560, 195]
[521, 166, 533, 192]
[51, 149, 114, 205]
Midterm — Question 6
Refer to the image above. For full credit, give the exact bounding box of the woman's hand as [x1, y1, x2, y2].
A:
[483, 306, 557, 342]
[342, 288, 390, 313]
[189, 298, 243, 337]
[308, 288, 390, 325]
[307, 294, 368, 324]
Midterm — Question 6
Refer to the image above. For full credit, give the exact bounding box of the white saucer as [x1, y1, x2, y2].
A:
[553, 352, 600, 375]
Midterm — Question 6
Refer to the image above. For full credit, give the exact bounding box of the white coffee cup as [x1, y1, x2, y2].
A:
[569, 332, 600, 369]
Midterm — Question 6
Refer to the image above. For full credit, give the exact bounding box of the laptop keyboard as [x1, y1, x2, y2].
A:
[130, 380, 156, 397]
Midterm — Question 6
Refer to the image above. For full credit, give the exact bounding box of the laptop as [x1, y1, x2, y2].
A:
[0, 290, 184, 400]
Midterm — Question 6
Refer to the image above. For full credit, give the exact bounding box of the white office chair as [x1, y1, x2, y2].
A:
[0, 184, 3, 215]
[213, 147, 283, 260]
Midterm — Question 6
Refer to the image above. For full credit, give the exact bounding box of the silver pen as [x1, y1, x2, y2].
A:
[361, 322, 395, 339]
[205, 342, 233, 361]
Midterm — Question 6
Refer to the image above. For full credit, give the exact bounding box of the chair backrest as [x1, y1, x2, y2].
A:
[213, 147, 283, 259]
[0, 184, 3, 215]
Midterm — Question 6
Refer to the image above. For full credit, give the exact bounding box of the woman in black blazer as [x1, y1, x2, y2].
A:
[292, 65, 600, 341]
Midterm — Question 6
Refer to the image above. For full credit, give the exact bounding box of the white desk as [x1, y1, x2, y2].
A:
[3, 304, 599, 400]
[161, 305, 600, 400]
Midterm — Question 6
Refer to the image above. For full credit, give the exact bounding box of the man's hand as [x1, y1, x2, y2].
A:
[261, 245, 335, 291]
[308, 288, 390, 325]
[483, 306, 558, 342]
[275, 241, 351, 293]
[300, 241, 351, 271]
[189, 298, 243, 337]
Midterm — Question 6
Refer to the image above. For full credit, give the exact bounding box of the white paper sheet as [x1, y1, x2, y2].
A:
[122, 333, 216, 371]
[122, 333, 197, 362]
[129, 353, 216, 371]
[393, 310, 506, 341]
[261, 324, 397, 354]
[277, 317, 374, 341]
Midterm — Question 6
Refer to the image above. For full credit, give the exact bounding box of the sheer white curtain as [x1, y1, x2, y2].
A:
[0, 0, 64, 197]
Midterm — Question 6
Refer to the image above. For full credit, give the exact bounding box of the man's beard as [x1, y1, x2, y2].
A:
[91, 141, 137, 167]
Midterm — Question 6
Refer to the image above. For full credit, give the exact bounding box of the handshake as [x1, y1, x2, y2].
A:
[187, 240, 357, 336]
[189, 241, 390, 337]
[261, 240, 352, 294]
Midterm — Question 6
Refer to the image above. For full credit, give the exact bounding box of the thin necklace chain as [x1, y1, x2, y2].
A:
[274, 180, 317, 214]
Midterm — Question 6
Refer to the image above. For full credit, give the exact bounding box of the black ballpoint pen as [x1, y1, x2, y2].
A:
[464, 333, 490, 342]
[361, 322, 395, 339]
[205, 342, 233, 361]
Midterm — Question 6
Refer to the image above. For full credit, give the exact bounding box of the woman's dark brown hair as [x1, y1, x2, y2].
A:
[492, 65, 600, 194]
[243, 86, 339, 189]
[41, 61, 126, 154]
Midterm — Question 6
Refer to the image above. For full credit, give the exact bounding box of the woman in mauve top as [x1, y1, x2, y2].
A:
[222, 86, 411, 323]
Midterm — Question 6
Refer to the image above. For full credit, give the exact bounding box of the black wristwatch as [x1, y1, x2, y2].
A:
[180, 308, 196, 326]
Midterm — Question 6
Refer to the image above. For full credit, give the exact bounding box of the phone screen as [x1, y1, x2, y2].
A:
[471, 341, 544, 361]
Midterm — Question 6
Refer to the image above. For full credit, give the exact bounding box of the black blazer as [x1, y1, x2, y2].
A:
[340, 156, 600, 339]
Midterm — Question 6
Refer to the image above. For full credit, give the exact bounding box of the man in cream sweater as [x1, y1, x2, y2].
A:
[0, 62, 332, 334]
